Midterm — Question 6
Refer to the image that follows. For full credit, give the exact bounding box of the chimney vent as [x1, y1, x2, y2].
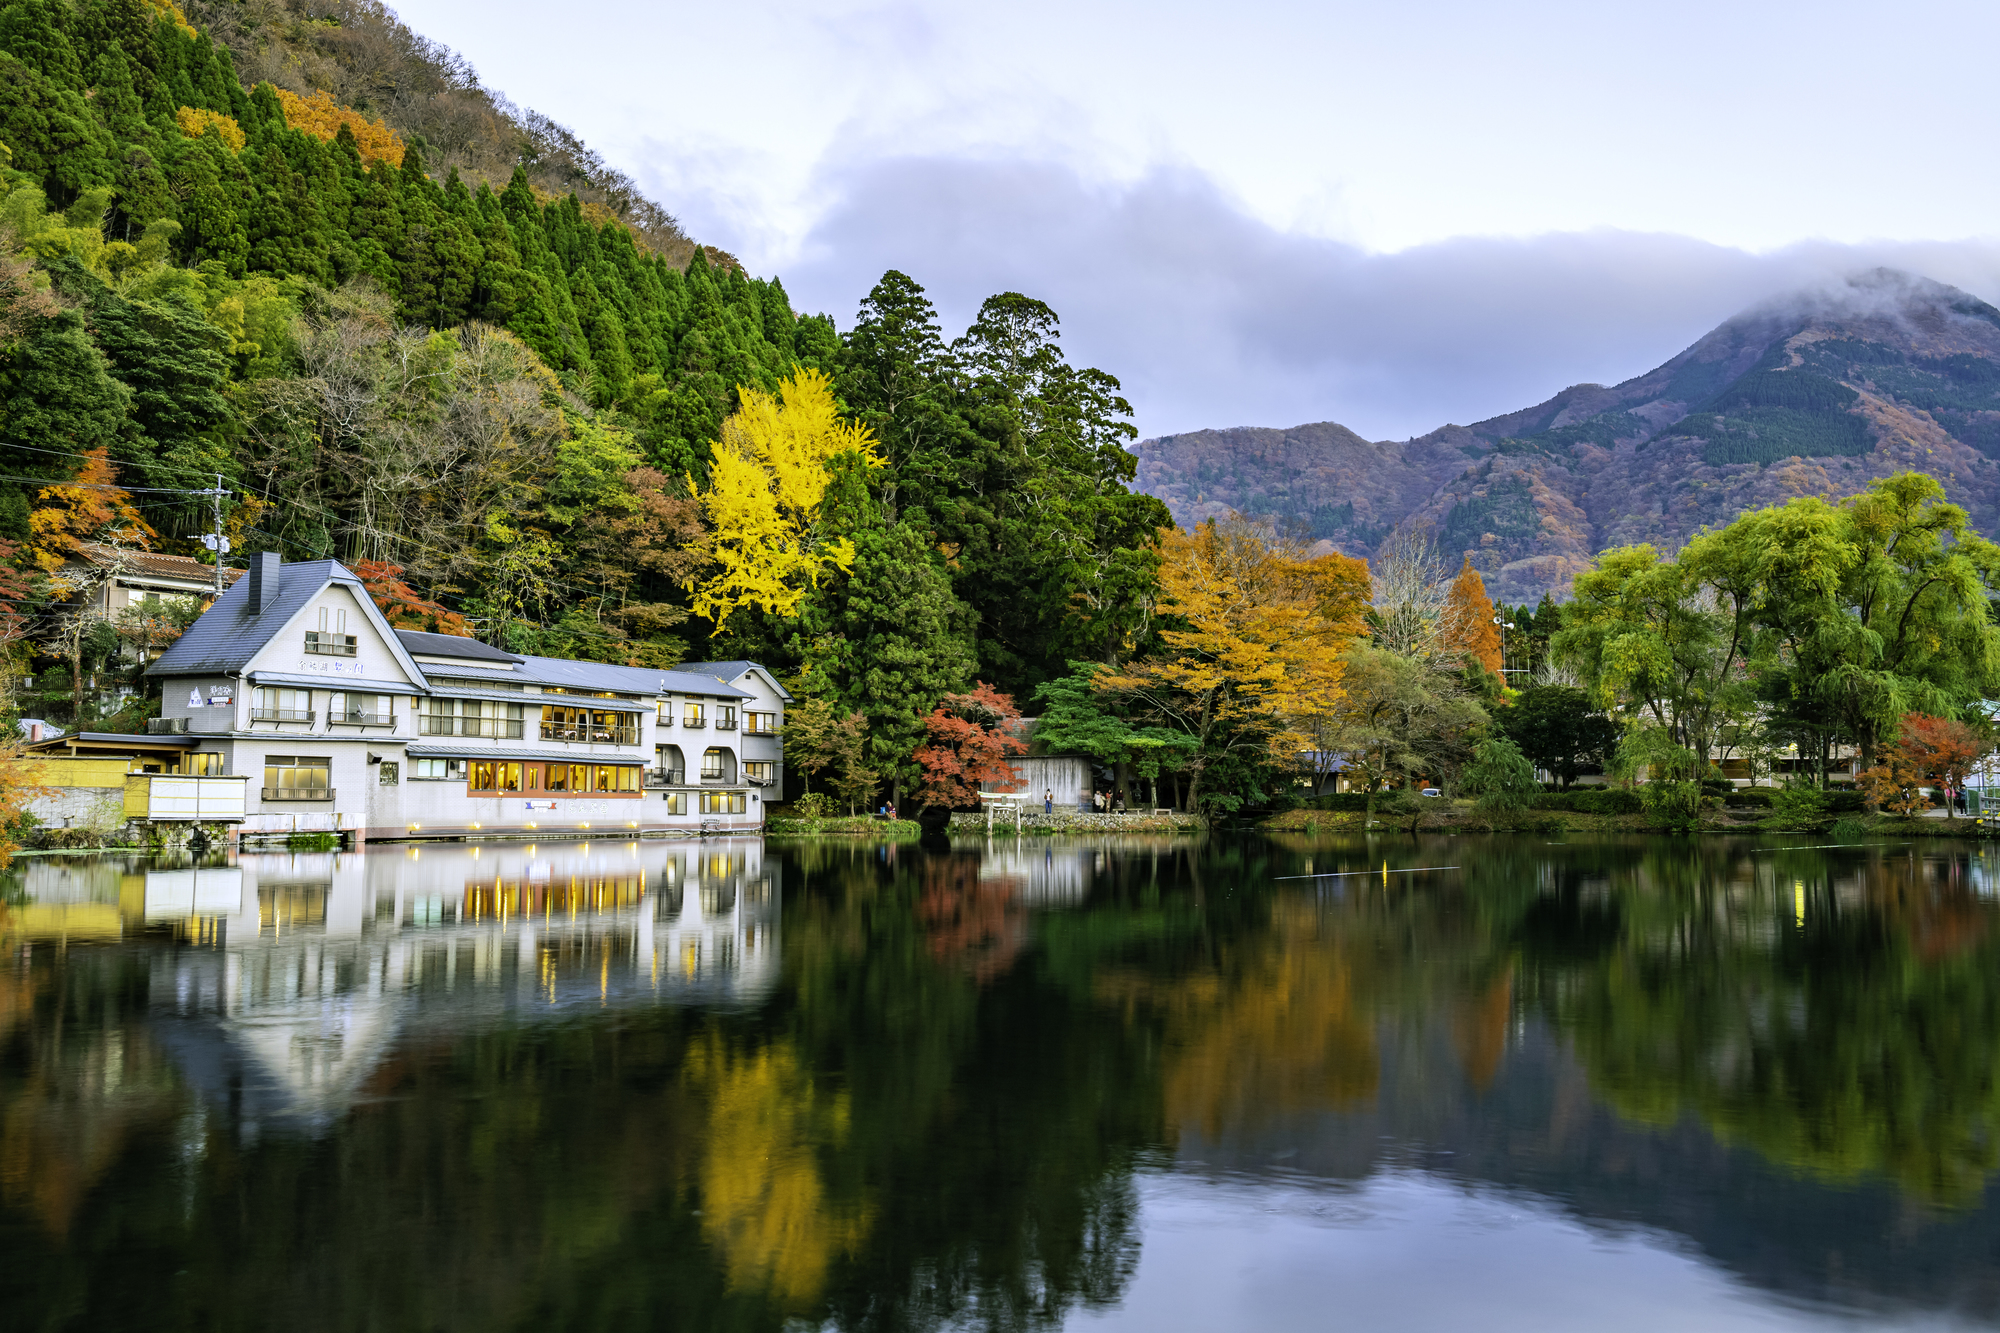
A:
[249, 551, 282, 614]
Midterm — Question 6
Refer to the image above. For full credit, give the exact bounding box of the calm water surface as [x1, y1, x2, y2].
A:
[4, 832, 2000, 1330]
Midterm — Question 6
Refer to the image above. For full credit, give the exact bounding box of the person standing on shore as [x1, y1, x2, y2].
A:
[1045, 789, 1053, 814]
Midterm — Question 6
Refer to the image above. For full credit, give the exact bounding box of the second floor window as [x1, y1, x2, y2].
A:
[330, 692, 391, 724]
[682, 702, 706, 728]
[744, 762, 771, 784]
[745, 711, 778, 734]
[423, 699, 524, 738]
[251, 687, 312, 722]
[541, 705, 638, 745]
[716, 705, 737, 730]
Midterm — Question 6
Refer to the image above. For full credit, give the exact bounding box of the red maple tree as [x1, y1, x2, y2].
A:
[351, 560, 472, 635]
[912, 682, 1028, 810]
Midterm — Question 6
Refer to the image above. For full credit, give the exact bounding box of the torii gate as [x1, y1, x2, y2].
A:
[979, 789, 1026, 833]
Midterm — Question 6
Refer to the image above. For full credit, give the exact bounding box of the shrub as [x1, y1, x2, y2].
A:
[1725, 788, 1775, 809]
[1762, 786, 1829, 830]
[1312, 793, 1378, 812]
[1828, 817, 1871, 842]
[1530, 789, 1644, 815]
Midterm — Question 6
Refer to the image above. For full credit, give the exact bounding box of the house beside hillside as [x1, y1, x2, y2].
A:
[130, 553, 781, 840]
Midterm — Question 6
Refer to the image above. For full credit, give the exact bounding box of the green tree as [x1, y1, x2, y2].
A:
[1495, 685, 1620, 789]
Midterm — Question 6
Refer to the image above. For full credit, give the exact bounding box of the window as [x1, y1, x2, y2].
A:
[422, 699, 524, 738]
[540, 705, 639, 745]
[701, 748, 725, 781]
[744, 762, 771, 785]
[251, 687, 312, 723]
[657, 700, 674, 724]
[262, 756, 331, 800]
[745, 711, 779, 735]
[307, 608, 355, 656]
[466, 762, 526, 792]
[330, 692, 392, 724]
[700, 791, 747, 814]
[378, 761, 399, 786]
[662, 792, 687, 814]
[682, 702, 706, 728]
[655, 745, 685, 783]
[539, 764, 640, 794]
[182, 752, 223, 776]
[412, 758, 466, 780]
[715, 705, 737, 730]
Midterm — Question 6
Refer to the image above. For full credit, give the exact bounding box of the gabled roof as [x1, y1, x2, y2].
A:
[77, 543, 243, 587]
[676, 660, 793, 702]
[393, 629, 523, 664]
[146, 559, 428, 686]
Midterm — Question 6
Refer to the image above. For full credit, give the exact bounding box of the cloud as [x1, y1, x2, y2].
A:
[777, 156, 2000, 441]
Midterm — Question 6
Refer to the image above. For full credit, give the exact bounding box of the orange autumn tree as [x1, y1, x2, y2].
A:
[28, 449, 153, 573]
[271, 88, 406, 167]
[1896, 712, 1985, 788]
[1103, 514, 1373, 813]
[351, 560, 472, 635]
[912, 683, 1028, 810]
[1441, 555, 1503, 675]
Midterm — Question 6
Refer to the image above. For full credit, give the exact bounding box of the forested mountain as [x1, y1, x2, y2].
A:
[1136, 270, 2000, 602]
[0, 0, 1168, 794]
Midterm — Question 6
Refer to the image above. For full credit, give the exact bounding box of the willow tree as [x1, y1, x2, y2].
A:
[687, 367, 883, 627]
[1103, 515, 1371, 812]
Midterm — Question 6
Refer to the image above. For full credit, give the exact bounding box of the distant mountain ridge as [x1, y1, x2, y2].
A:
[1133, 269, 2000, 602]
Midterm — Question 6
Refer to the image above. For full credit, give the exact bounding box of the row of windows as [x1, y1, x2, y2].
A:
[449, 761, 646, 794]
[249, 691, 777, 739]
[658, 792, 748, 814]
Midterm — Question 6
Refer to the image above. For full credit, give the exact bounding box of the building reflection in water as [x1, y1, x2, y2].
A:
[3, 840, 777, 1136]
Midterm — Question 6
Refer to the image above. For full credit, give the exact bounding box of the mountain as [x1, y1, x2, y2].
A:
[1133, 269, 2000, 603]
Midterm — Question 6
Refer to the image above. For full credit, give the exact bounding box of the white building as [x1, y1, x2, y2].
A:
[141, 554, 783, 840]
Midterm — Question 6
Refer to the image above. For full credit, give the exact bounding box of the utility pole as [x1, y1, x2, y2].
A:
[200, 474, 230, 597]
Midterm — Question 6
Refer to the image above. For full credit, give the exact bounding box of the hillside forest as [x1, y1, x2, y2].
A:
[5, 0, 2000, 825]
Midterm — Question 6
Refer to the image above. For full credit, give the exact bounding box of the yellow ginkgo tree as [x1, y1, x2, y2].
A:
[687, 367, 882, 627]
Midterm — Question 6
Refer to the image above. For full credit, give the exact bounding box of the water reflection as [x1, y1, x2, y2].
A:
[4, 834, 2000, 1330]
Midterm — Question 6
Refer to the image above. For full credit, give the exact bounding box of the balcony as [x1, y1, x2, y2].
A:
[644, 767, 685, 788]
[539, 722, 640, 745]
[333, 711, 394, 726]
[421, 716, 524, 739]
[303, 632, 357, 657]
[681, 717, 707, 729]
[250, 708, 314, 723]
[746, 774, 773, 787]
[715, 717, 739, 731]
[261, 786, 334, 802]
[744, 722, 781, 737]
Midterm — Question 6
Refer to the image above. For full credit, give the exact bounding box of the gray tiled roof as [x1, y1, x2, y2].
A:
[147, 559, 353, 676]
[394, 629, 523, 664]
[676, 660, 792, 701]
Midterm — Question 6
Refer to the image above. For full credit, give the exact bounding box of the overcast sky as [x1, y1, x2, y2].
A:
[396, 0, 2000, 440]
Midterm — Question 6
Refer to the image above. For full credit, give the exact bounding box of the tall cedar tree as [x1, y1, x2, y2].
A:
[1442, 555, 1503, 675]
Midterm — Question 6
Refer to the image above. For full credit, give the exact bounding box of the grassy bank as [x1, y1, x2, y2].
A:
[1262, 801, 1996, 838]
[764, 816, 922, 840]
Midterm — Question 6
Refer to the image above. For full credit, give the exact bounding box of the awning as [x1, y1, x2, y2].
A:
[405, 744, 650, 764]
[247, 672, 428, 696]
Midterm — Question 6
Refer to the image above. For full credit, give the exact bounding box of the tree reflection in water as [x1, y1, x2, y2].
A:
[4, 836, 2000, 1330]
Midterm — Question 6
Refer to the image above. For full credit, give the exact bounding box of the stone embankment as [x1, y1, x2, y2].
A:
[948, 810, 1204, 834]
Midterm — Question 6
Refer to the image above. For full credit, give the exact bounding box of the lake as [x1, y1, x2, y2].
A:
[4, 832, 2000, 1330]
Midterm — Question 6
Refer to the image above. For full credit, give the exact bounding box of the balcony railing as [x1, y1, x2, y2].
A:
[682, 717, 707, 729]
[262, 786, 334, 802]
[644, 767, 685, 788]
[746, 774, 772, 787]
[303, 632, 357, 657]
[699, 771, 729, 784]
[539, 722, 640, 745]
[421, 716, 524, 739]
[250, 708, 314, 723]
[744, 722, 781, 736]
[334, 711, 394, 726]
[715, 717, 738, 731]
